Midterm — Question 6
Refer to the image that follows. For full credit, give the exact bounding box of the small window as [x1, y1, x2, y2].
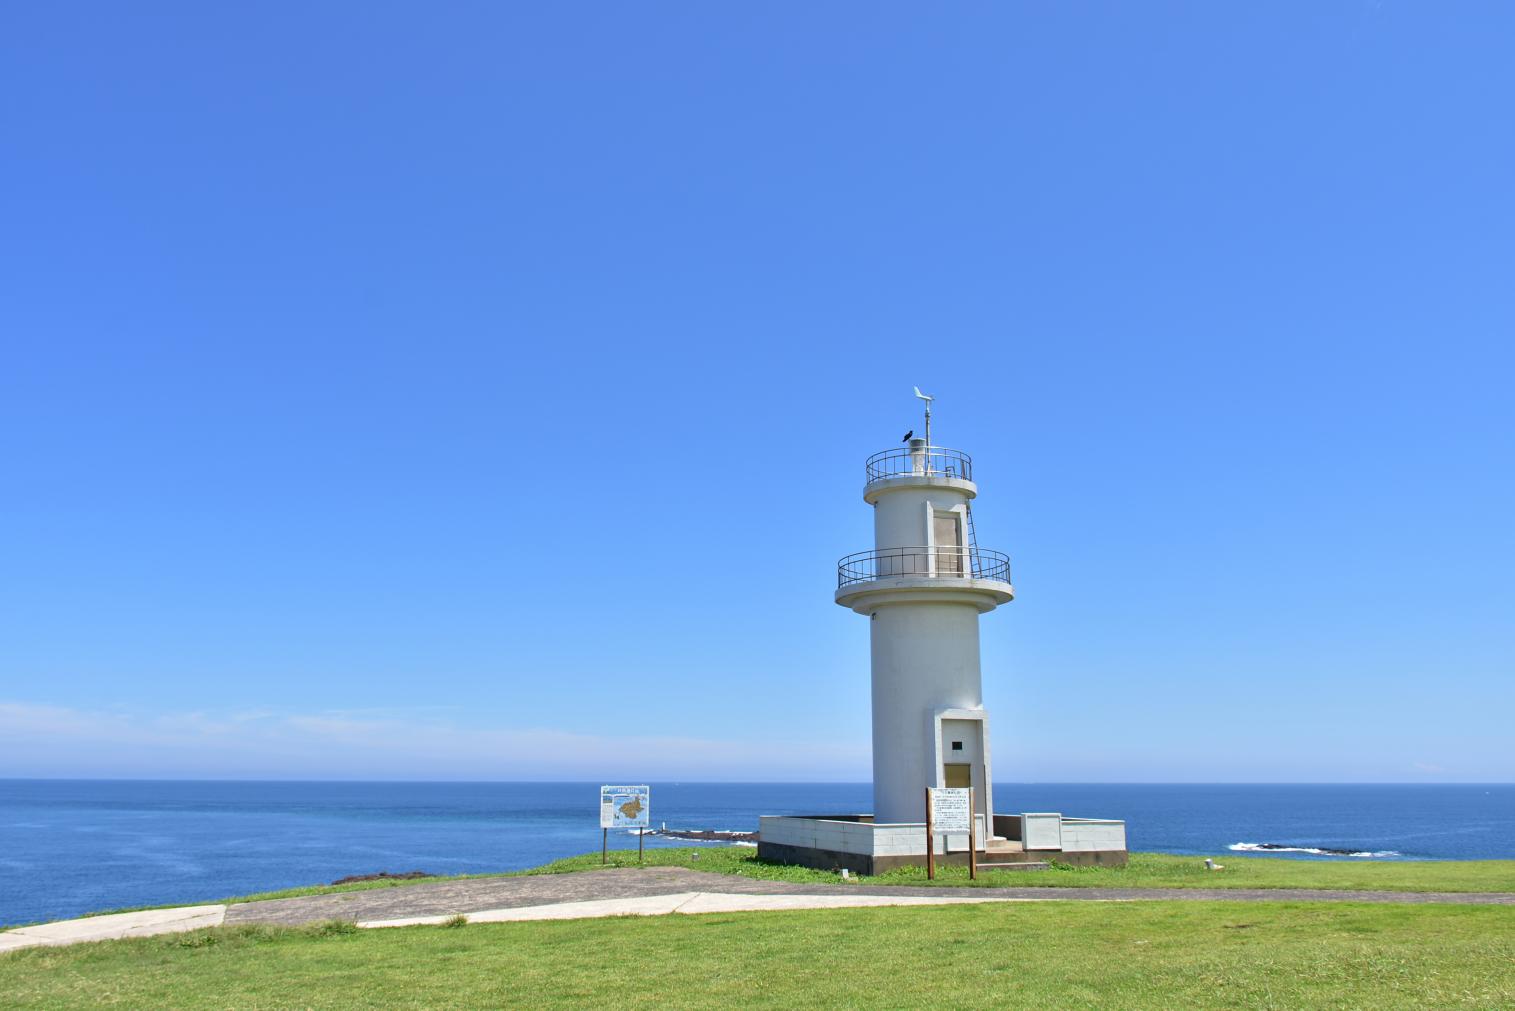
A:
[951, 741, 963, 752]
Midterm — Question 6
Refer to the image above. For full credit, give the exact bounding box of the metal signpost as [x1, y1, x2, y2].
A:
[600, 785, 651, 866]
[925, 787, 976, 881]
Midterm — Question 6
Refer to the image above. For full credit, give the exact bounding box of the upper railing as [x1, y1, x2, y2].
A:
[837, 546, 1011, 589]
[865, 445, 973, 485]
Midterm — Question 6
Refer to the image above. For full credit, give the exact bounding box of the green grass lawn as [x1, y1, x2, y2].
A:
[525, 845, 1515, 893]
[4, 901, 1511, 1009]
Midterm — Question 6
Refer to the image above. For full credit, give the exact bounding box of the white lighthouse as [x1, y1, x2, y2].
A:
[757, 391, 1127, 874]
[835, 391, 1012, 829]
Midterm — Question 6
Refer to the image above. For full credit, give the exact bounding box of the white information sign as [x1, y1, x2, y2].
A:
[930, 788, 971, 834]
[600, 785, 651, 829]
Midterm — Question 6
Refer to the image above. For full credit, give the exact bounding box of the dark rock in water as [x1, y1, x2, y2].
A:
[1252, 844, 1360, 856]
[651, 828, 758, 843]
[330, 870, 431, 885]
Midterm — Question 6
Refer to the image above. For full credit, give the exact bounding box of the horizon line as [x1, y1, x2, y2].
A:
[4, 778, 1511, 787]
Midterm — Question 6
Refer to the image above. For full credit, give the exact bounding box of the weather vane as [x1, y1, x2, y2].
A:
[911, 386, 933, 448]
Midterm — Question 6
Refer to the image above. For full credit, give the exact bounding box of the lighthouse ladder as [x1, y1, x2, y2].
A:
[964, 502, 982, 578]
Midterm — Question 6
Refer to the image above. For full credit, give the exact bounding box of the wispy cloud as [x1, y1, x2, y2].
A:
[0, 701, 867, 780]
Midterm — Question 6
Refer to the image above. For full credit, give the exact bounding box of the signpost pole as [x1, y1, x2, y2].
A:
[638, 827, 644, 867]
[924, 787, 935, 881]
[968, 788, 977, 881]
[602, 828, 607, 866]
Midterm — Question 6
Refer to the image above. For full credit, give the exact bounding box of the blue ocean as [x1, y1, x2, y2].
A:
[2, 781, 1512, 927]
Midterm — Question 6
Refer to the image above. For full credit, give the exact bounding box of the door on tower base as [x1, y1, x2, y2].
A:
[944, 763, 972, 789]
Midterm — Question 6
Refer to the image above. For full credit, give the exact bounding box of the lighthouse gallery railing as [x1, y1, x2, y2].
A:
[837, 546, 1011, 589]
[864, 446, 973, 485]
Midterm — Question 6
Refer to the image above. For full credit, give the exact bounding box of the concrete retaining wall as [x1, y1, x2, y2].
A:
[758, 813, 1127, 873]
[1060, 818, 1127, 853]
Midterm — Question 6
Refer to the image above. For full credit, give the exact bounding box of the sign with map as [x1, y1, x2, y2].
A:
[930, 788, 971, 834]
[600, 785, 651, 829]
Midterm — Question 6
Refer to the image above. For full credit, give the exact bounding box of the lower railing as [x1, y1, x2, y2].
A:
[837, 546, 1011, 588]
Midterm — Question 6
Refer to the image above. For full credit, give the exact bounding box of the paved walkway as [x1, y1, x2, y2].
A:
[220, 868, 1515, 927]
[5, 868, 1512, 952]
[0, 905, 226, 952]
[355, 890, 1052, 930]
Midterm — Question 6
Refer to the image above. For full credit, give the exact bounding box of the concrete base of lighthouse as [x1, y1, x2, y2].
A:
[757, 812, 1128, 875]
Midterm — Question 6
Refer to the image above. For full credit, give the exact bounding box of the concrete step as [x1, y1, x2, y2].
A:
[984, 840, 1024, 853]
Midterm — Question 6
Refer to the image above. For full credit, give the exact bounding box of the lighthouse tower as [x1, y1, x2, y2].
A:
[758, 392, 1125, 871]
[835, 391, 1013, 828]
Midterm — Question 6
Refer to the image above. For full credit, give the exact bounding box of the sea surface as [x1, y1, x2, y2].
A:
[2, 780, 1512, 927]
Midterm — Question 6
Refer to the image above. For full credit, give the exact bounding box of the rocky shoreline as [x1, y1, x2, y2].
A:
[330, 870, 432, 885]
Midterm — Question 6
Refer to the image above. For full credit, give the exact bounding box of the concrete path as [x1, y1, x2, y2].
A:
[0, 905, 226, 952]
[356, 890, 1052, 929]
[6, 868, 1513, 952]
[220, 868, 1515, 927]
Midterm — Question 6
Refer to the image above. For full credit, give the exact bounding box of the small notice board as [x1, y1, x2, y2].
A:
[924, 786, 976, 881]
[929, 788, 971, 834]
[600, 785, 650, 829]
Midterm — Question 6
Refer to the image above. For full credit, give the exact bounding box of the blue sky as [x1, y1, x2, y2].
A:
[2, 3, 1511, 782]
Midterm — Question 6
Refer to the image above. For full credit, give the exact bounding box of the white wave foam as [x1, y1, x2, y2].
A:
[1229, 842, 1401, 858]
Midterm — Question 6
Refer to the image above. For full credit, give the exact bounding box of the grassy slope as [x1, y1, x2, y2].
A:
[524, 846, 1515, 893]
[3, 902, 1512, 1009]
